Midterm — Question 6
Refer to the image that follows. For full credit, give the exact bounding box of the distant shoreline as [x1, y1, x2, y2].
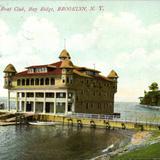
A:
[139, 104, 160, 110]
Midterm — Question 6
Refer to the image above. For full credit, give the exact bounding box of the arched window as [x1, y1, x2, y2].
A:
[40, 78, 44, 85]
[17, 79, 21, 86]
[26, 79, 29, 86]
[31, 79, 34, 85]
[45, 78, 49, 85]
[51, 78, 55, 85]
[66, 77, 69, 83]
[22, 79, 25, 86]
[35, 78, 39, 85]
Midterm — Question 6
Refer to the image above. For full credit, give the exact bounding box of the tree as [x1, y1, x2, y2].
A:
[149, 82, 159, 91]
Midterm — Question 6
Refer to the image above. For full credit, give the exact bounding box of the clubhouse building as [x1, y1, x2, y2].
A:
[3, 49, 118, 115]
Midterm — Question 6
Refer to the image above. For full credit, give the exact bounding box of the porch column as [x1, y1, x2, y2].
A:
[43, 92, 46, 114]
[33, 92, 36, 113]
[54, 92, 56, 114]
[16, 92, 18, 112]
[24, 92, 26, 112]
[65, 90, 68, 115]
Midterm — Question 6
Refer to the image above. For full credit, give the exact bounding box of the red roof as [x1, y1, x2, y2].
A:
[14, 61, 62, 78]
[14, 61, 113, 83]
[26, 61, 62, 69]
[50, 61, 62, 67]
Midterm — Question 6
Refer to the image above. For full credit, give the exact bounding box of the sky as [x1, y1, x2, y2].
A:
[0, 0, 160, 102]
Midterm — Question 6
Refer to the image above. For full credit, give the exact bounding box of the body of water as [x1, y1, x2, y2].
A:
[0, 125, 132, 160]
[0, 99, 160, 160]
[114, 102, 160, 122]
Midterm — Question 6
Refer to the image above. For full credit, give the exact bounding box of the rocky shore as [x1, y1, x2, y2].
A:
[91, 131, 160, 160]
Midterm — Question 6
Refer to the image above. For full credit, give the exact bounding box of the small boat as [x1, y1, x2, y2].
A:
[28, 121, 56, 126]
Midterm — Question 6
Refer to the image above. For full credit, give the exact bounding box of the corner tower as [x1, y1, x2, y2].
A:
[3, 64, 17, 111]
[59, 49, 71, 61]
[3, 64, 17, 89]
[60, 59, 74, 85]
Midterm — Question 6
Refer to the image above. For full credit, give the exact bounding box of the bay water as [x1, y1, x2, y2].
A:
[0, 99, 160, 160]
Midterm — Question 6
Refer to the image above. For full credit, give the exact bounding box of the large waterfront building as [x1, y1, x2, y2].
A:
[3, 49, 118, 115]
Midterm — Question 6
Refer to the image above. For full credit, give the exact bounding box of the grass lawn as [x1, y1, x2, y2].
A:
[112, 142, 160, 160]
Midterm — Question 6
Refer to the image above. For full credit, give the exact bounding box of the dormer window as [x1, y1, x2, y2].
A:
[28, 68, 34, 73]
[85, 70, 98, 76]
[28, 67, 48, 73]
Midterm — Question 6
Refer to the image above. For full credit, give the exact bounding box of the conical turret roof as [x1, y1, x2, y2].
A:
[107, 70, 118, 78]
[3, 64, 17, 73]
[59, 49, 71, 60]
[60, 59, 74, 69]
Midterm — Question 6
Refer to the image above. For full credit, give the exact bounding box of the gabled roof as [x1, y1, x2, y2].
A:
[4, 64, 17, 73]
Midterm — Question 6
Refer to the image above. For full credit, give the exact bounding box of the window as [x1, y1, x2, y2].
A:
[70, 77, 73, 84]
[22, 79, 25, 86]
[66, 77, 69, 83]
[68, 103, 72, 112]
[45, 78, 49, 85]
[86, 103, 89, 110]
[68, 92, 73, 98]
[17, 79, 21, 86]
[26, 79, 29, 85]
[46, 92, 54, 98]
[35, 78, 39, 85]
[40, 78, 44, 85]
[51, 78, 55, 85]
[28, 68, 34, 73]
[22, 92, 25, 97]
[31, 79, 34, 85]
[98, 103, 101, 109]
[27, 92, 34, 97]
[56, 102, 65, 113]
[36, 92, 44, 98]
[86, 80, 89, 84]
[56, 92, 66, 98]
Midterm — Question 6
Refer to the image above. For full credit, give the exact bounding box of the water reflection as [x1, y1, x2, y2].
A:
[0, 125, 132, 160]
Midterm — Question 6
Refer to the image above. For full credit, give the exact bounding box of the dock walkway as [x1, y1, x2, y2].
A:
[0, 111, 160, 131]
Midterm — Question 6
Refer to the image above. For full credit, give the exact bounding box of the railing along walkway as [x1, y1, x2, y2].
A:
[66, 113, 160, 126]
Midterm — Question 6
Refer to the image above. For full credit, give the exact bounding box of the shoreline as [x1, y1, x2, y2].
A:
[91, 130, 160, 160]
[1, 116, 160, 160]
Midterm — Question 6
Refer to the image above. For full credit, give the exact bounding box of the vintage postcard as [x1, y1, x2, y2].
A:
[0, 0, 160, 160]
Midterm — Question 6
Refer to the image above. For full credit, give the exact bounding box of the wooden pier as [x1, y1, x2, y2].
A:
[0, 111, 160, 131]
[31, 113, 160, 131]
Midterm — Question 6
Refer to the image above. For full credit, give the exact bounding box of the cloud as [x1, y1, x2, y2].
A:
[17, 17, 60, 55]
[68, 11, 160, 55]
[67, 11, 160, 101]
[0, 16, 60, 70]
[0, 16, 61, 96]
[0, 12, 160, 101]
